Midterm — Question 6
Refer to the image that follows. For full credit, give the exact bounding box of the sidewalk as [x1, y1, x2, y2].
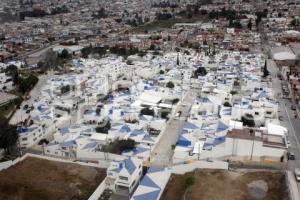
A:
[287, 171, 300, 200]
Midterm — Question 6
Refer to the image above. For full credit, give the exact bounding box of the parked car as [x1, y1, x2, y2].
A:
[279, 116, 284, 121]
[175, 111, 182, 119]
[291, 105, 296, 110]
[23, 104, 28, 110]
[288, 152, 295, 160]
[295, 168, 300, 181]
[26, 109, 31, 114]
[287, 139, 291, 147]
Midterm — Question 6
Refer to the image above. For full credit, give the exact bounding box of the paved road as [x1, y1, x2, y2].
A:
[150, 90, 196, 167]
[267, 59, 300, 170]
[12, 38, 68, 61]
[9, 72, 51, 125]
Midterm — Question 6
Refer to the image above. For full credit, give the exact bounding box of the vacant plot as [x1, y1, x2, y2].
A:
[0, 157, 106, 200]
[161, 170, 288, 200]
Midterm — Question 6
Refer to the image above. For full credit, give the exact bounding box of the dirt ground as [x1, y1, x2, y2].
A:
[161, 170, 288, 200]
[0, 157, 106, 200]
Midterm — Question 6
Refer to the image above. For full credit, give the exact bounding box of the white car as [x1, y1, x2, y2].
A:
[174, 111, 182, 119]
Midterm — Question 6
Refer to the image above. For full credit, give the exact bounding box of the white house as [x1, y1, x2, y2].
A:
[106, 157, 143, 195]
[18, 125, 46, 148]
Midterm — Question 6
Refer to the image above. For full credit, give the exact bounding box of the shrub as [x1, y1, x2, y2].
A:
[184, 176, 195, 189]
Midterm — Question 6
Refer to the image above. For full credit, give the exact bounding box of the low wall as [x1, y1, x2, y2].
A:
[0, 160, 13, 171]
[171, 160, 229, 175]
[157, 169, 171, 200]
[0, 153, 108, 199]
[88, 178, 107, 200]
[286, 171, 300, 200]
[0, 153, 105, 173]
[76, 151, 126, 162]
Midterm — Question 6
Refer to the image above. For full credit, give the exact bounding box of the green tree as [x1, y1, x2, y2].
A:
[172, 98, 179, 104]
[233, 21, 242, 29]
[37, 61, 45, 69]
[161, 110, 170, 119]
[12, 71, 20, 85]
[263, 60, 269, 77]
[140, 107, 155, 116]
[5, 65, 20, 85]
[4, 64, 18, 76]
[118, 139, 136, 152]
[223, 102, 232, 107]
[19, 74, 39, 94]
[241, 114, 255, 127]
[291, 18, 300, 27]
[166, 81, 175, 89]
[194, 67, 207, 78]
[92, 8, 107, 19]
[95, 120, 111, 133]
[247, 20, 252, 30]
[59, 49, 70, 59]
[60, 85, 71, 94]
[149, 44, 155, 50]
[0, 116, 18, 154]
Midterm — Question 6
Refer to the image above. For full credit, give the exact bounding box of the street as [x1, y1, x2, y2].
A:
[267, 59, 300, 170]
[150, 90, 196, 167]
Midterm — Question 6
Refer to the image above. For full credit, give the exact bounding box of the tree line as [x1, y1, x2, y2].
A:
[4, 65, 39, 94]
[19, 6, 69, 20]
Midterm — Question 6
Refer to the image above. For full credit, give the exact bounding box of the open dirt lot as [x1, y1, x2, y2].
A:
[0, 157, 106, 200]
[161, 170, 288, 200]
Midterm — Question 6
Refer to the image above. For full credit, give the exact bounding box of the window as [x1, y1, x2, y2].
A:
[131, 180, 136, 187]
[46, 150, 50, 153]
[119, 176, 128, 181]
[33, 137, 37, 141]
[108, 172, 113, 176]
[255, 112, 259, 115]
[22, 137, 28, 141]
[266, 111, 272, 115]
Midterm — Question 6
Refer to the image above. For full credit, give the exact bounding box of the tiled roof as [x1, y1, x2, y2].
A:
[216, 121, 229, 133]
[183, 121, 199, 130]
[124, 158, 137, 175]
